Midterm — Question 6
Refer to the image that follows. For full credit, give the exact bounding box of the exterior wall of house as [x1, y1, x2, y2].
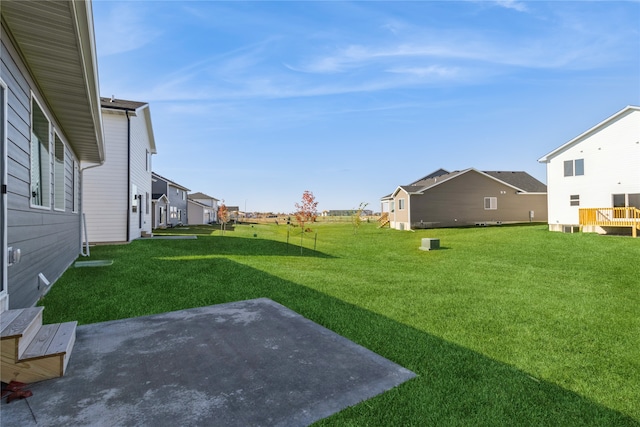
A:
[152, 198, 168, 229]
[393, 170, 547, 230]
[2, 28, 84, 308]
[152, 177, 188, 227]
[128, 110, 153, 239]
[390, 189, 410, 230]
[187, 200, 205, 224]
[82, 110, 128, 242]
[84, 107, 154, 242]
[192, 197, 218, 222]
[545, 109, 640, 232]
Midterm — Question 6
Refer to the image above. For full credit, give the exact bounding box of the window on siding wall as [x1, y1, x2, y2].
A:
[54, 133, 65, 210]
[31, 99, 51, 207]
[170, 206, 177, 219]
[484, 197, 497, 210]
[570, 195, 580, 206]
[398, 199, 405, 210]
[564, 159, 584, 177]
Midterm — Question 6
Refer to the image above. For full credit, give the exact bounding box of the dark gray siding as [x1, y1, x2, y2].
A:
[2, 31, 82, 309]
[409, 170, 548, 229]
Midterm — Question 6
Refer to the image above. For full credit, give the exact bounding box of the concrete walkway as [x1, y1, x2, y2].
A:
[2, 298, 415, 426]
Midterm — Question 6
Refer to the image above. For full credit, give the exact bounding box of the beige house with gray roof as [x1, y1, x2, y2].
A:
[381, 168, 547, 230]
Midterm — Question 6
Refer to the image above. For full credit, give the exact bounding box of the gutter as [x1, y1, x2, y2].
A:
[126, 110, 131, 242]
[79, 161, 105, 256]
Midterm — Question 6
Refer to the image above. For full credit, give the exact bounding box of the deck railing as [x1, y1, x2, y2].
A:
[579, 207, 640, 237]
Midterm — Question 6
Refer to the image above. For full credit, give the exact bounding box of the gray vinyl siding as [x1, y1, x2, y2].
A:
[406, 170, 548, 229]
[152, 177, 188, 227]
[2, 27, 82, 309]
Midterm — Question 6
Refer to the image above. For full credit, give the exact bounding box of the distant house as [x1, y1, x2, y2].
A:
[2, 1, 104, 309]
[226, 206, 240, 222]
[152, 172, 190, 227]
[188, 192, 219, 224]
[381, 168, 548, 231]
[83, 97, 157, 243]
[538, 106, 640, 237]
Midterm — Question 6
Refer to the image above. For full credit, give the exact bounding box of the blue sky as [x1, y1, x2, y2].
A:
[92, 0, 640, 213]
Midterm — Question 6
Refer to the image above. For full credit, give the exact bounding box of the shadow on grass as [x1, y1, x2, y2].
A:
[138, 235, 335, 258]
[42, 256, 637, 425]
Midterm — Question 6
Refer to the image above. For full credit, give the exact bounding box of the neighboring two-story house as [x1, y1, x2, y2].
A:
[538, 106, 640, 237]
[82, 98, 157, 243]
[188, 192, 219, 224]
[152, 172, 190, 227]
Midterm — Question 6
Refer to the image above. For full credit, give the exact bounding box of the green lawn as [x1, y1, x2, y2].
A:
[40, 223, 639, 425]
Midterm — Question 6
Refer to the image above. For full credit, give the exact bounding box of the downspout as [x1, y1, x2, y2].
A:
[126, 110, 131, 242]
[80, 161, 104, 256]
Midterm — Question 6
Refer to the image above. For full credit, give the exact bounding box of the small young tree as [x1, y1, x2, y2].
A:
[294, 190, 318, 253]
[352, 202, 369, 234]
[218, 203, 229, 235]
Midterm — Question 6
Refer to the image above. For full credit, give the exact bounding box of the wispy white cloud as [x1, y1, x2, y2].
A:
[493, 0, 529, 13]
[94, 3, 163, 57]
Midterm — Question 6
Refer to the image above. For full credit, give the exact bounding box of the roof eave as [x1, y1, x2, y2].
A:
[538, 105, 640, 163]
[2, 0, 105, 164]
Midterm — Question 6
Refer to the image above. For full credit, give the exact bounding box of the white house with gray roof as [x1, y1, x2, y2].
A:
[188, 192, 219, 224]
[381, 168, 548, 231]
[83, 97, 157, 243]
[538, 105, 640, 236]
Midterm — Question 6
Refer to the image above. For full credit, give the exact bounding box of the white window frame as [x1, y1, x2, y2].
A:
[53, 131, 66, 211]
[570, 194, 580, 207]
[72, 160, 79, 213]
[484, 197, 497, 210]
[398, 198, 405, 210]
[564, 159, 584, 177]
[30, 95, 51, 210]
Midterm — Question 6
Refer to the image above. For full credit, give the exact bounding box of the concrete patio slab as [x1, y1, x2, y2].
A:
[1, 298, 415, 426]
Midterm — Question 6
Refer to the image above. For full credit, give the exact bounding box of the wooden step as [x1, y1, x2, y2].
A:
[1, 307, 44, 359]
[1, 307, 77, 383]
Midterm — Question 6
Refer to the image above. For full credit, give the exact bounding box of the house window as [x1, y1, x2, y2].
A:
[72, 161, 79, 213]
[398, 198, 405, 210]
[170, 206, 177, 219]
[570, 195, 580, 206]
[54, 133, 65, 211]
[390, 201, 395, 212]
[31, 98, 51, 207]
[484, 197, 497, 210]
[182, 191, 185, 201]
[564, 159, 584, 177]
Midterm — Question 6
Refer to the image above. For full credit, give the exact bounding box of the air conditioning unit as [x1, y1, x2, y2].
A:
[419, 238, 440, 251]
